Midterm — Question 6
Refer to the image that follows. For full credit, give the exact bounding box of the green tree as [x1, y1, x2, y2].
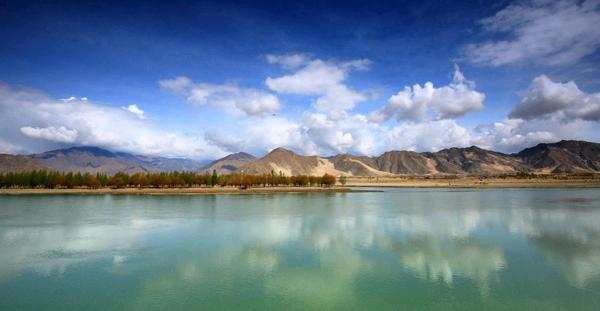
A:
[211, 170, 219, 186]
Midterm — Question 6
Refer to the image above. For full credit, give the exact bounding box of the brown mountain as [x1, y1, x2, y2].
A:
[329, 147, 524, 176]
[236, 141, 600, 176]
[423, 146, 527, 175]
[329, 154, 388, 176]
[239, 147, 342, 176]
[1, 140, 599, 176]
[201, 152, 256, 174]
[516, 140, 600, 173]
[374, 151, 435, 175]
[0, 154, 48, 173]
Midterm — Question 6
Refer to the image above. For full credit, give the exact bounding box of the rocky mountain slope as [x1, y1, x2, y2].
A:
[0, 154, 50, 173]
[237, 140, 600, 176]
[239, 147, 344, 176]
[1, 140, 598, 176]
[200, 152, 256, 174]
[516, 140, 600, 173]
[422, 146, 527, 175]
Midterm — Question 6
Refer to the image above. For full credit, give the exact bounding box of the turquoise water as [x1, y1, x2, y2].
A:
[1, 189, 600, 310]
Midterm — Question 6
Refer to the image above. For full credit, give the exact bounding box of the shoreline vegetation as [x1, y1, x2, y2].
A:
[0, 170, 352, 195]
[0, 187, 363, 195]
[0, 170, 599, 195]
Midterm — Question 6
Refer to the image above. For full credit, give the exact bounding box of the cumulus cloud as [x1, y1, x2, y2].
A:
[385, 119, 472, 151]
[509, 75, 600, 121]
[203, 112, 374, 157]
[463, 0, 600, 66]
[470, 73, 600, 153]
[299, 113, 382, 156]
[160, 78, 281, 116]
[4, 49, 599, 159]
[205, 111, 475, 157]
[0, 83, 225, 158]
[20, 126, 78, 143]
[369, 65, 485, 122]
[121, 104, 145, 119]
[472, 117, 591, 153]
[2, 81, 475, 158]
[205, 115, 306, 155]
[266, 56, 369, 114]
[474, 119, 557, 153]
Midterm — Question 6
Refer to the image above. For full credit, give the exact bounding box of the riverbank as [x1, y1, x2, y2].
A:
[345, 176, 600, 188]
[0, 186, 369, 195]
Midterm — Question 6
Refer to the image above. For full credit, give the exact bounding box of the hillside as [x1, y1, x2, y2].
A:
[423, 146, 527, 174]
[239, 147, 343, 176]
[201, 152, 256, 174]
[0, 154, 48, 173]
[516, 140, 600, 173]
[2, 146, 205, 174]
[1, 140, 599, 176]
[236, 141, 600, 176]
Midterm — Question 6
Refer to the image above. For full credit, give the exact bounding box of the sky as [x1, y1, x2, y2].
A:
[1, 0, 600, 160]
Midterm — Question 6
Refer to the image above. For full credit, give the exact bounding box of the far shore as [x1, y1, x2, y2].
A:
[0, 186, 371, 195]
[345, 176, 600, 188]
[2, 177, 600, 195]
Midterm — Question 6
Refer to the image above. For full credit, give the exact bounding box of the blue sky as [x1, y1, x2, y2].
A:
[1, 0, 600, 159]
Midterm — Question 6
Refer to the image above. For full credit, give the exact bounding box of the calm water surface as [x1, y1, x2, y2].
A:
[1, 188, 600, 310]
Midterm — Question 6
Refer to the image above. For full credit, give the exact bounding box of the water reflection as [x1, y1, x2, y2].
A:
[379, 236, 504, 292]
[1, 190, 600, 308]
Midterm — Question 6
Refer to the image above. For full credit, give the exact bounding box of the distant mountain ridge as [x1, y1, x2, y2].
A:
[0, 140, 599, 176]
[0, 146, 206, 174]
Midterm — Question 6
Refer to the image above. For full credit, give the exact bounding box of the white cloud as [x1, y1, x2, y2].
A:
[60, 96, 88, 102]
[266, 56, 369, 114]
[206, 115, 304, 155]
[385, 119, 473, 152]
[472, 118, 591, 153]
[159, 76, 192, 92]
[463, 0, 600, 66]
[2, 81, 477, 158]
[0, 83, 225, 159]
[160, 78, 281, 116]
[369, 65, 485, 122]
[509, 75, 600, 121]
[20, 126, 78, 143]
[121, 104, 145, 119]
[469, 73, 600, 153]
[473, 119, 555, 153]
[3, 52, 599, 160]
[299, 113, 379, 156]
[266, 53, 311, 69]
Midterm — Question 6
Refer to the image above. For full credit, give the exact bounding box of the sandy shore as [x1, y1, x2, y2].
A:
[345, 177, 600, 188]
[0, 186, 370, 195]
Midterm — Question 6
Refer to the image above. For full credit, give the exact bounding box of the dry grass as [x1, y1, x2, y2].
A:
[345, 176, 600, 188]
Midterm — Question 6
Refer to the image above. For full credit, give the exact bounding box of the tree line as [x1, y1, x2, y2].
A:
[0, 170, 338, 189]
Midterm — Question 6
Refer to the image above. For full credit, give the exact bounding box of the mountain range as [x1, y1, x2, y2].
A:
[0, 146, 207, 175]
[1, 140, 599, 176]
